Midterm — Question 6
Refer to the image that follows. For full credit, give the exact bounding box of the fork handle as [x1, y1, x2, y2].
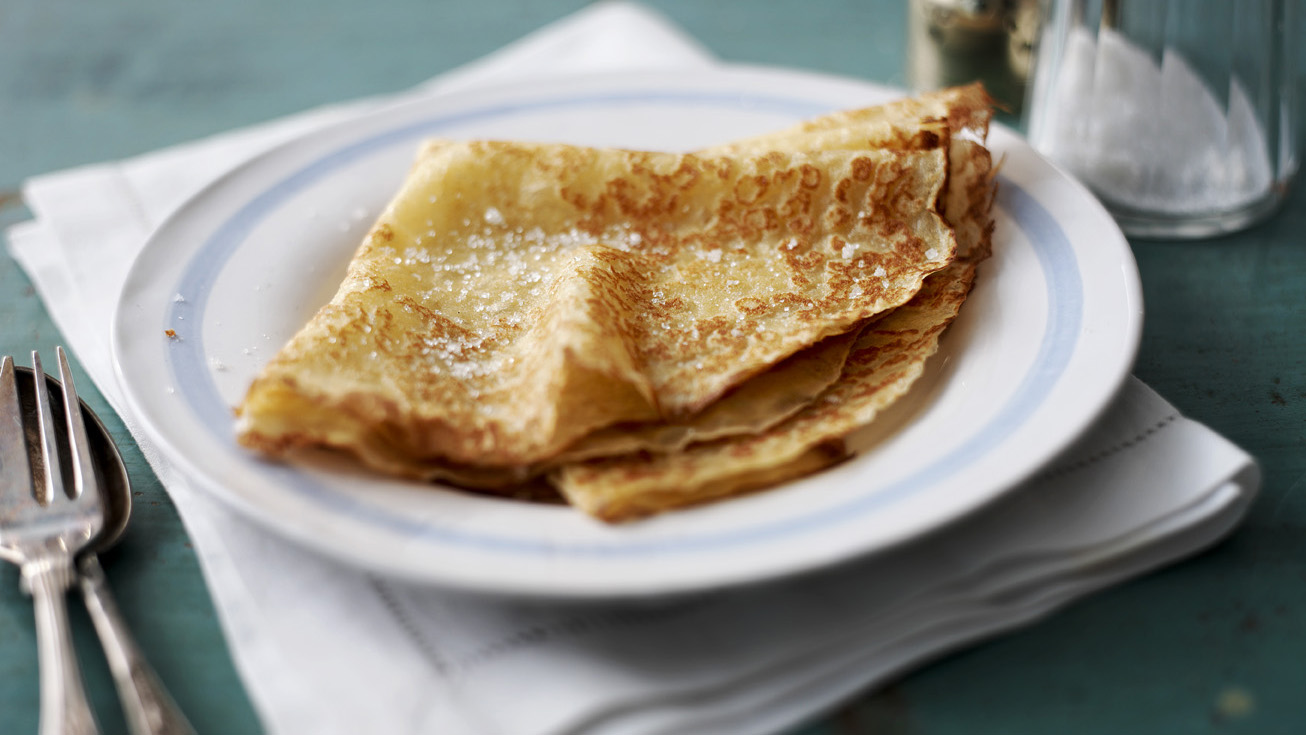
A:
[78, 555, 197, 735]
[24, 559, 100, 735]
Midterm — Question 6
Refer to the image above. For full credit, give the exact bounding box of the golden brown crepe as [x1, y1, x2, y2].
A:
[235, 84, 996, 522]
[236, 140, 956, 472]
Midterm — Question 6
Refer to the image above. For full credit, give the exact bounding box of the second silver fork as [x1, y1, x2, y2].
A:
[1, 348, 103, 735]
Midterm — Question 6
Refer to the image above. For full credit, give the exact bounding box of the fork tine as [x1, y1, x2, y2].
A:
[54, 348, 97, 504]
[1, 356, 34, 502]
[30, 351, 66, 505]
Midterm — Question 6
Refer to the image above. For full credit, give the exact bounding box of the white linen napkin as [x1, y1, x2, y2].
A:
[5, 3, 1260, 734]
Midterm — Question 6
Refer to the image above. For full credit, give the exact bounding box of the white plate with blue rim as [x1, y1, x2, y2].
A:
[112, 65, 1142, 598]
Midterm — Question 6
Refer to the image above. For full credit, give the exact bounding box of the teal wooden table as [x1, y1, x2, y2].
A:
[2, 1, 1303, 732]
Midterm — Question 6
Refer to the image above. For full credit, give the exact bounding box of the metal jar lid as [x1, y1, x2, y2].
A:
[907, 0, 1041, 115]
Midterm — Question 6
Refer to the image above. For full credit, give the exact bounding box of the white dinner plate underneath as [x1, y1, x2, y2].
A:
[113, 65, 1143, 598]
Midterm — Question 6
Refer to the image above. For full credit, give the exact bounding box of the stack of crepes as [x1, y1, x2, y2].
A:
[235, 83, 996, 522]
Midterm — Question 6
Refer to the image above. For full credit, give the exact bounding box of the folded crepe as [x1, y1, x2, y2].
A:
[235, 84, 994, 521]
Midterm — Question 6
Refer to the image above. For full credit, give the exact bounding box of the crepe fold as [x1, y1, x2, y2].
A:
[235, 84, 995, 522]
[553, 260, 976, 520]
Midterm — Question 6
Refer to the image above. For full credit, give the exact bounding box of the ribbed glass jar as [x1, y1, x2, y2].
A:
[1025, 0, 1299, 238]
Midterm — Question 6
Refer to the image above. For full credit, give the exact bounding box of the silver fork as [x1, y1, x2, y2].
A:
[1, 349, 103, 735]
